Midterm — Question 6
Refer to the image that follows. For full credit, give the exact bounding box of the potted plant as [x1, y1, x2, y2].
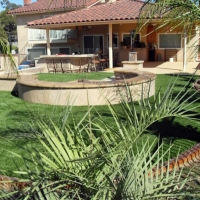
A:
[138, 41, 146, 48]
[120, 41, 127, 49]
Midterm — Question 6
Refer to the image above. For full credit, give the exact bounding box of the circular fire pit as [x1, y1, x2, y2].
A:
[16, 69, 156, 106]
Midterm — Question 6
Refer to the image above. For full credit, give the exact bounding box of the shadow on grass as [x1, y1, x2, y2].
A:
[149, 115, 200, 160]
[149, 118, 200, 143]
[11, 91, 19, 98]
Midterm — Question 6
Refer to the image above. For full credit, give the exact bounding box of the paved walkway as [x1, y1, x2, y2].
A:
[1, 61, 200, 75]
[106, 62, 200, 75]
[142, 62, 200, 75]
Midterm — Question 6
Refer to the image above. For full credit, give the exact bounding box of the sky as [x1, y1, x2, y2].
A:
[0, 0, 37, 11]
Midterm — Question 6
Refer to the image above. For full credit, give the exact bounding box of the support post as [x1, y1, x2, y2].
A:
[183, 31, 187, 71]
[195, 26, 199, 61]
[46, 29, 51, 55]
[108, 24, 113, 68]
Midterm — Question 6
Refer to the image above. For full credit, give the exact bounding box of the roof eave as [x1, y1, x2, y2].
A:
[7, 6, 88, 16]
[26, 19, 161, 29]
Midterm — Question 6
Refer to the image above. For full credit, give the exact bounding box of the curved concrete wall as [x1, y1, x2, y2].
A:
[17, 69, 156, 106]
[0, 75, 18, 91]
[0, 66, 45, 91]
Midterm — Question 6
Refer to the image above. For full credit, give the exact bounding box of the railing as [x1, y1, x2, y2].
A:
[28, 29, 77, 41]
[18, 42, 34, 65]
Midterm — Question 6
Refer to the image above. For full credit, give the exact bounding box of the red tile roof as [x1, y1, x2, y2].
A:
[8, 0, 99, 14]
[27, 0, 146, 26]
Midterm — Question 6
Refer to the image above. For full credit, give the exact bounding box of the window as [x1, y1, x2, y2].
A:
[159, 34, 181, 49]
[122, 33, 140, 47]
[51, 47, 70, 55]
[107, 33, 119, 48]
[28, 29, 71, 40]
[67, 29, 77, 39]
[83, 35, 103, 54]
[50, 29, 68, 39]
[27, 47, 46, 61]
[28, 29, 46, 40]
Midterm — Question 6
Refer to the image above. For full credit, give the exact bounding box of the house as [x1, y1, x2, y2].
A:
[8, 0, 199, 69]
[7, 0, 101, 65]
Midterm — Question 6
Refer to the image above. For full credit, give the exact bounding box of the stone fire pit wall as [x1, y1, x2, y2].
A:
[129, 52, 138, 61]
[16, 69, 156, 106]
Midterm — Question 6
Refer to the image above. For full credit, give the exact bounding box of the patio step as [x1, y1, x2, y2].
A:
[165, 49, 177, 61]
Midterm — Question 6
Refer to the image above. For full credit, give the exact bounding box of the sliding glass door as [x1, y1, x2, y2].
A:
[83, 35, 103, 54]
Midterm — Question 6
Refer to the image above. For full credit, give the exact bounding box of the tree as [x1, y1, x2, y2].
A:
[0, 1, 21, 52]
[0, 10, 17, 51]
[0, 0, 21, 10]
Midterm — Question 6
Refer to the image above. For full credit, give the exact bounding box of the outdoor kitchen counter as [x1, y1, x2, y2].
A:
[40, 54, 98, 70]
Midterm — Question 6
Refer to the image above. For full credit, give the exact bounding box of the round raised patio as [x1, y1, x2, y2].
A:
[16, 69, 156, 106]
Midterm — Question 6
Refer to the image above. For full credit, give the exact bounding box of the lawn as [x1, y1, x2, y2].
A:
[152, 74, 200, 159]
[37, 72, 114, 82]
[0, 73, 200, 173]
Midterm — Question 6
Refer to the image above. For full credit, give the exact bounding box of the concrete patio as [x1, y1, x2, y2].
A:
[105, 61, 200, 75]
[142, 61, 200, 75]
[1, 61, 200, 76]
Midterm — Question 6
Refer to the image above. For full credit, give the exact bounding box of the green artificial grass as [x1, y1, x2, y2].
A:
[153, 74, 200, 158]
[37, 72, 114, 82]
[0, 74, 200, 172]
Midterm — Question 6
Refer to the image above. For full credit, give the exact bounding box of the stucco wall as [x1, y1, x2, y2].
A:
[147, 26, 197, 62]
[76, 23, 197, 63]
[76, 24, 148, 63]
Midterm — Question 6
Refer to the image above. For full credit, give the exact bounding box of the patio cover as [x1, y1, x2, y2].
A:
[26, 0, 152, 28]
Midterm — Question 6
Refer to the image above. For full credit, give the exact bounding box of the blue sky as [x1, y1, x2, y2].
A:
[0, 0, 37, 11]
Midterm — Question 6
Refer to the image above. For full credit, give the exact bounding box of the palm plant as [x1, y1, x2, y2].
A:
[0, 36, 17, 72]
[139, 0, 200, 34]
[0, 73, 200, 199]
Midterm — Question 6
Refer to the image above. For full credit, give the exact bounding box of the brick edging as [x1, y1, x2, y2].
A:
[151, 143, 200, 176]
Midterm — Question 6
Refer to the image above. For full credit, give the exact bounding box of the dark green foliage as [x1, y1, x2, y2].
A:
[0, 1, 21, 52]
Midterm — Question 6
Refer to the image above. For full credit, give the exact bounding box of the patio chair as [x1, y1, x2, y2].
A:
[113, 52, 119, 67]
[99, 55, 108, 70]
[61, 59, 73, 73]
[87, 55, 100, 72]
[70, 60, 82, 73]
[46, 59, 56, 73]
[53, 59, 63, 73]
[104, 52, 119, 68]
